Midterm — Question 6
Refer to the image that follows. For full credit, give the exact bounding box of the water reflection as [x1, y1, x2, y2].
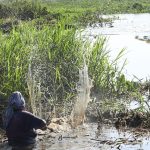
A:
[84, 13, 150, 81]
[35, 124, 150, 150]
[129, 100, 140, 110]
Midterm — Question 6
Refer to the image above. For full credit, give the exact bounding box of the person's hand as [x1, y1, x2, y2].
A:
[42, 125, 47, 130]
[41, 119, 47, 130]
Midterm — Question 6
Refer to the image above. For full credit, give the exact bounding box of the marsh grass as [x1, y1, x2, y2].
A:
[0, 0, 147, 116]
[0, 19, 131, 116]
[1, 0, 150, 29]
[0, 19, 83, 115]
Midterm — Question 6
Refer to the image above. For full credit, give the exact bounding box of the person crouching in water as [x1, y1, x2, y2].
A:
[2, 91, 47, 150]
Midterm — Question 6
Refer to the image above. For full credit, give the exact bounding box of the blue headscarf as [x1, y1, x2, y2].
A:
[2, 91, 25, 130]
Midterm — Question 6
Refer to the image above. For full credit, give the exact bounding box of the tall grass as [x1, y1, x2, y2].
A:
[0, 0, 145, 116]
[84, 37, 139, 100]
[0, 19, 141, 116]
[0, 20, 83, 116]
[0, 0, 150, 28]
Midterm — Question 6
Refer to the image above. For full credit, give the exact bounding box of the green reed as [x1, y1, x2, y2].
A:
[1, 0, 149, 29]
[0, 18, 141, 115]
[84, 37, 138, 100]
[0, 20, 83, 114]
[0, 0, 146, 115]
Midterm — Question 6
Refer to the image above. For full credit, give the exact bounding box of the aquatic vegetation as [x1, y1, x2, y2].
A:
[0, 0, 150, 29]
[0, 0, 149, 119]
[0, 19, 131, 117]
[0, 20, 84, 116]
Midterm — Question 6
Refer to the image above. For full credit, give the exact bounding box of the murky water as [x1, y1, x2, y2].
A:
[35, 124, 150, 150]
[1, 123, 150, 150]
[83, 13, 150, 81]
[70, 63, 93, 127]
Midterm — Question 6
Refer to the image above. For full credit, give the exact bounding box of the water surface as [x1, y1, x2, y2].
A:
[36, 124, 150, 150]
[1, 124, 150, 150]
[84, 13, 150, 81]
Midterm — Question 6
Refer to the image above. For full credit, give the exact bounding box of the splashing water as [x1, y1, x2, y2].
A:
[27, 63, 42, 117]
[27, 49, 43, 117]
[70, 63, 93, 128]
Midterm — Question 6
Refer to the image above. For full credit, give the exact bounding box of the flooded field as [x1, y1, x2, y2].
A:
[84, 13, 150, 80]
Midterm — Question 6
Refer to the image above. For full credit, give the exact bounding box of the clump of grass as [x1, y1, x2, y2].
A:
[0, 3, 12, 19]
[0, 19, 83, 115]
[83, 37, 140, 101]
[0, 0, 49, 20]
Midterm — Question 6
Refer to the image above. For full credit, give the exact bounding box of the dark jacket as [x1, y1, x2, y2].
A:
[6, 110, 46, 146]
